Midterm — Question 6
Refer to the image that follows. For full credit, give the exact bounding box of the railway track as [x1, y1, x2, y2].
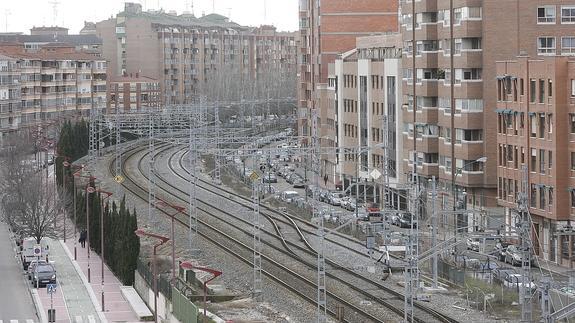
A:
[117, 142, 459, 323]
[115, 145, 387, 322]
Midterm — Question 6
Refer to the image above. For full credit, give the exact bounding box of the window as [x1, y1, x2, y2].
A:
[538, 37, 556, 55]
[520, 78, 524, 96]
[530, 79, 536, 102]
[531, 148, 537, 172]
[540, 187, 546, 209]
[540, 149, 546, 174]
[549, 150, 553, 170]
[570, 114, 575, 133]
[572, 80, 575, 97]
[538, 6, 556, 23]
[562, 6, 575, 23]
[548, 80, 553, 97]
[562, 37, 575, 55]
[571, 152, 575, 170]
[539, 79, 545, 103]
[572, 190, 575, 208]
[549, 187, 554, 207]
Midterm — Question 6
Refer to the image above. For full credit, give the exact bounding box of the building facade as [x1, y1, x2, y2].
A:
[496, 56, 575, 266]
[96, 2, 296, 106]
[107, 75, 161, 112]
[326, 34, 404, 206]
[297, 0, 399, 138]
[0, 43, 107, 136]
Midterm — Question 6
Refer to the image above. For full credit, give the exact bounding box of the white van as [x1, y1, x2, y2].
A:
[21, 237, 50, 270]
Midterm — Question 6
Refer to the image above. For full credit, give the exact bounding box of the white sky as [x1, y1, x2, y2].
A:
[2, 0, 299, 34]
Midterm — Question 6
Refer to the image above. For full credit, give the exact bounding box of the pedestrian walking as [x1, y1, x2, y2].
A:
[79, 229, 87, 248]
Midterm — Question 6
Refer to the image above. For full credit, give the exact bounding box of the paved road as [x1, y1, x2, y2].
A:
[0, 221, 38, 322]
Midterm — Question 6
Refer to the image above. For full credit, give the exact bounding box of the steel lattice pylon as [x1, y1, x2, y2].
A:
[311, 108, 327, 323]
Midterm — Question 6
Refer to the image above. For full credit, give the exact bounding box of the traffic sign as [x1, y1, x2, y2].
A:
[87, 186, 96, 193]
[33, 245, 42, 256]
[249, 172, 260, 181]
[114, 175, 125, 184]
[47, 283, 57, 294]
[370, 169, 382, 180]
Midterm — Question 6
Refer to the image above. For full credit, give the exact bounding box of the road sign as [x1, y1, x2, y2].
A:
[259, 165, 266, 172]
[249, 172, 260, 181]
[47, 283, 57, 294]
[33, 245, 42, 256]
[370, 169, 382, 180]
[114, 175, 125, 184]
[87, 186, 96, 193]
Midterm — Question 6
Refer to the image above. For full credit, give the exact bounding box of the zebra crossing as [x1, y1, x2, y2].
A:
[0, 320, 35, 323]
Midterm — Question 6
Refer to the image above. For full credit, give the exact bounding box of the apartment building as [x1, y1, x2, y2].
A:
[297, 0, 398, 138]
[325, 34, 404, 206]
[0, 27, 102, 56]
[96, 2, 296, 106]
[107, 75, 161, 112]
[400, 0, 574, 215]
[496, 56, 575, 266]
[0, 43, 107, 136]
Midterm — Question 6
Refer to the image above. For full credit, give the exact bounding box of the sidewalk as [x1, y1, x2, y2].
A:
[62, 239, 141, 322]
[37, 238, 100, 323]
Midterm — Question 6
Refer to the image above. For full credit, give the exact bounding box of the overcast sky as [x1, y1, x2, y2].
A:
[2, 0, 298, 34]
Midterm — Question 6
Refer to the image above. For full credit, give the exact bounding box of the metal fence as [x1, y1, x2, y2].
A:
[172, 286, 198, 323]
[137, 259, 172, 300]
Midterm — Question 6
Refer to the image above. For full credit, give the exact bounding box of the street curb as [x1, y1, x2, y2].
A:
[59, 240, 108, 323]
[31, 289, 48, 323]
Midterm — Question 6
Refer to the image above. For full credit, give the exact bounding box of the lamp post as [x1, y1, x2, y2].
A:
[180, 261, 222, 322]
[134, 229, 169, 323]
[95, 189, 112, 312]
[71, 165, 87, 260]
[86, 183, 96, 283]
[155, 198, 186, 284]
[61, 157, 71, 242]
[452, 157, 487, 234]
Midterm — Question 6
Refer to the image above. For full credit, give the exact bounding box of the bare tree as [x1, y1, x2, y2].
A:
[0, 134, 68, 243]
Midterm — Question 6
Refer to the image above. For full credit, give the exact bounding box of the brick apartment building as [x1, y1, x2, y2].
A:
[496, 56, 575, 266]
[399, 0, 575, 264]
[107, 75, 161, 112]
[324, 34, 405, 206]
[0, 43, 107, 138]
[96, 2, 296, 106]
[297, 0, 399, 140]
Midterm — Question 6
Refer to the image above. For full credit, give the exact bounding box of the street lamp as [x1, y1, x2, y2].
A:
[452, 157, 487, 233]
[86, 183, 96, 283]
[60, 156, 71, 242]
[180, 261, 222, 322]
[95, 188, 112, 312]
[134, 229, 170, 323]
[154, 198, 186, 284]
[71, 164, 87, 260]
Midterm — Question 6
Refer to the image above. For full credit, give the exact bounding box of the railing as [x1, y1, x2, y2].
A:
[136, 258, 172, 300]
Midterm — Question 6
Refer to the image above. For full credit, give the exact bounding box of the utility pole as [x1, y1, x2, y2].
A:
[48, 1, 60, 26]
[517, 165, 532, 322]
[381, 115, 391, 246]
[251, 159, 262, 301]
[540, 275, 551, 322]
[431, 176, 438, 289]
[312, 108, 327, 323]
[213, 104, 221, 185]
[404, 173, 419, 322]
[148, 115, 157, 225]
[188, 112, 199, 254]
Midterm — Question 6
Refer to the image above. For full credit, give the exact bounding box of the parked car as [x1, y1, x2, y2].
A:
[280, 191, 300, 203]
[292, 177, 306, 188]
[503, 273, 537, 292]
[328, 194, 342, 206]
[27, 259, 48, 280]
[398, 213, 417, 228]
[493, 267, 516, 283]
[467, 238, 480, 252]
[504, 245, 530, 266]
[389, 213, 400, 226]
[493, 241, 512, 261]
[262, 173, 278, 183]
[31, 264, 57, 287]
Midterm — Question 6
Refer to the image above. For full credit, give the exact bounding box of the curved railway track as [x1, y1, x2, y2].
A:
[113, 141, 459, 323]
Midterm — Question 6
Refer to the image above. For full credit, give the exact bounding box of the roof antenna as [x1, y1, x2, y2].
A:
[264, 0, 267, 24]
[212, 0, 215, 13]
[48, 0, 60, 26]
[227, 8, 231, 20]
